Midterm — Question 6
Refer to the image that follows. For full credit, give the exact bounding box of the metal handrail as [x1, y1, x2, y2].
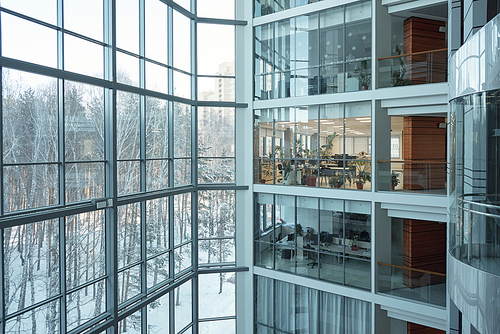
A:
[377, 160, 447, 164]
[377, 262, 446, 277]
[459, 194, 500, 211]
[378, 48, 448, 61]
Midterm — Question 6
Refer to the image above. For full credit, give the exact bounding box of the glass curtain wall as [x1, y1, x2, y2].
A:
[254, 193, 371, 290]
[254, 102, 372, 190]
[0, 1, 241, 333]
[255, 276, 372, 333]
[254, 1, 372, 100]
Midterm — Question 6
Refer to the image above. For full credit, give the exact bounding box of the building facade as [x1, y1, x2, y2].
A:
[0, 0, 499, 334]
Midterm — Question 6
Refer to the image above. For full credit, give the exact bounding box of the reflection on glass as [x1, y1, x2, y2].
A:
[65, 163, 105, 203]
[65, 81, 104, 161]
[254, 3, 372, 100]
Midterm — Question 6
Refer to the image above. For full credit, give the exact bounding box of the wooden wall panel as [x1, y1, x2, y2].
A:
[403, 219, 446, 288]
[403, 17, 446, 84]
[407, 322, 446, 334]
[403, 117, 446, 190]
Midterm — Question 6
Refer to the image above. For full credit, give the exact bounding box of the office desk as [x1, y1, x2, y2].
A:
[312, 237, 371, 259]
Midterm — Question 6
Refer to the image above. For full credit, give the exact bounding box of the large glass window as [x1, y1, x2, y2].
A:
[254, 193, 372, 290]
[254, 1, 372, 100]
[254, 102, 372, 190]
[0, 1, 241, 333]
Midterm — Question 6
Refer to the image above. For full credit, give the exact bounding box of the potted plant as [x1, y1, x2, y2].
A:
[329, 173, 344, 188]
[354, 60, 371, 90]
[356, 171, 371, 189]
[352, 156, 371, 189]
[349, 235, 359, 251]
[391, 172, 400, 190]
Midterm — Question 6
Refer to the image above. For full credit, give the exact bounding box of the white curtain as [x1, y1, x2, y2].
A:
[308, 288, 319, 333]
[295, 286, 319, 333]
[256, 276, 371, 334]
[256, 276, 274, 327]
[345, 298, 371, 334]
[275, 280, 295, 332]
[319, 292, 344, 333]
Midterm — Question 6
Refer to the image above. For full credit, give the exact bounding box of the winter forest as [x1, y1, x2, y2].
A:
[1, 68, 236, 333]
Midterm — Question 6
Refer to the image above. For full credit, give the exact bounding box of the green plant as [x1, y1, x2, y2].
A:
[303, 148, 318, 160]
[320, 132, 338, 158]
[391, 172, 400, 187]
[329, 173, 344, 188]
[349, 235, 358, 247]
[357, 170, 371, 184]
[390, 45, 413, 87]
[296, 223, 304, 237]
[354, 60, 371, 88]
[282, 161, 292, 181]
[353, 158, 371, 184]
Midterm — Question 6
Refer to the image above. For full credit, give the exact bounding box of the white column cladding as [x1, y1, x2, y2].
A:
[235, 0, 254, 333]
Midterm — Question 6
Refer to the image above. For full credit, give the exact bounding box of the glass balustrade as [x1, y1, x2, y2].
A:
[377, 262, 446, 307]
[377, 160, 447, 195]
[378, 49, 447, 88]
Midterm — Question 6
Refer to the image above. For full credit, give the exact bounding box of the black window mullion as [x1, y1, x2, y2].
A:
[57, 0, 67, 332]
